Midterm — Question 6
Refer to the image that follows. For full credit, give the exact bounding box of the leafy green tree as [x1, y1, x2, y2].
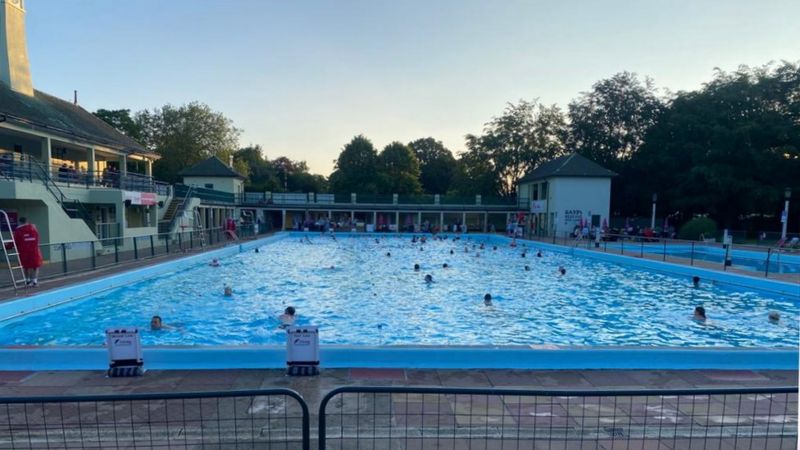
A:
[234, 146, 280, 191]
[93, 109, 143, 141]
[632, 62, 800, 228]
[407, 138, 456, 194]
[448, 136, 503, 197]
[135, 102, 241, 183]
[377, 142, 422, 194]
[329, 135, 380, 193]
[465, 100, 568, 197]
[568, 72, 664, 170]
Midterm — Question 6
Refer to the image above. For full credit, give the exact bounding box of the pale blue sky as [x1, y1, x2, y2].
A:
[24, 0, 800, 174]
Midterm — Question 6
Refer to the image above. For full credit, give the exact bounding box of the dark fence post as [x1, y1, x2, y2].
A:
[133, 237, 139, 260]
[165, 234, 170, 254]
[190, 231, 194, 249]
[663, 239, 667, 261]
[149, 235, 155, 257]
[690, 241, 695, 266]
[178, 232, 182, 251]
[620, 239, 624, 255]
[61, 243, 67, 274]
[764, 248, 771, 278]
[114, 239, 119, 263]
[640, 240, 644, 258]
[90, 241, 96, 269]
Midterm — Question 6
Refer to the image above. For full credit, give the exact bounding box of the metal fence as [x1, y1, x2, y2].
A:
[543, 232, 800, 283]
[0, 389, 310, 449]
[0, 224, 266, 290]
[319, 386, 798, 450]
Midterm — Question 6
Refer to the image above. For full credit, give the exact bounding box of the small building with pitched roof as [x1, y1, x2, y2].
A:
[517, 153, 616, 236]
[179, 156, 245, 196]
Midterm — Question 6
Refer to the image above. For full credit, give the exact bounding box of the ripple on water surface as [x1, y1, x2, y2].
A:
[0, 234, 797, 347]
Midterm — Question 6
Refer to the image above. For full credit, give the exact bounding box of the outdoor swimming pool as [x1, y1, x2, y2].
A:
[0, 233, 797, 350]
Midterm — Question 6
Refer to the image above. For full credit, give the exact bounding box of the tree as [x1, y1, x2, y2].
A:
[448, 136, 503, 197]
[136, 102, 241, 183]
[407, 138, 456, 194]
[376, 142, 422, 194]
[93, 109, 143, 141]
[568, 72, 664, 170]
[234, 146, 280, 192]
[464, 100, 568, 197]
[329, 135, 380, 193]
[631, 62, 800, 228]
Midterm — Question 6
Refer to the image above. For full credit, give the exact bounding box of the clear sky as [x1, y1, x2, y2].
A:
[24, 0, 800, 175]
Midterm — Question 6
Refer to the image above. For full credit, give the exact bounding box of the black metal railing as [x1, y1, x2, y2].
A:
[0, 223, 268, 290]
[319, 386, 798, 450]
[0, 389, 310, 449]
[174, 183, 235, 204]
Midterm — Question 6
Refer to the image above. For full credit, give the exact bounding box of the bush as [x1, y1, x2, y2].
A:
[678, 217, 718, 241]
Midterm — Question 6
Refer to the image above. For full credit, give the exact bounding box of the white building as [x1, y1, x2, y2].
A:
[179, 156, 245, 196]
[517, 153, 616, 236]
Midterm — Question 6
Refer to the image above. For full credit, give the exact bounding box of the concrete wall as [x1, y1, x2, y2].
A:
[183, 176, 243, 195]
[548, 177, 611, 234]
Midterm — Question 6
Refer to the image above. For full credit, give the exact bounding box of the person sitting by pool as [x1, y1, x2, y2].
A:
[425, 274, 434, 284]
[279, 306, 296, 327]
[558, 266, 566, 276]
[693, 306, 707, 321]
[692, 276, 700, 288]
[414, 263, 420, 271]
[768, 311, 780, 323]
[536, 250, 542, 258]
[524, 265, 530, 271]
[483, 293, 493, 306]
[224, 285, 233, 297]
[209, 258, 220, 267]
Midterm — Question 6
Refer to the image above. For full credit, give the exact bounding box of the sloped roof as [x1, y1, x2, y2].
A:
[518, 153, 617, 184]
[0, 83, 155, 157]
[179, 156, 245, 179]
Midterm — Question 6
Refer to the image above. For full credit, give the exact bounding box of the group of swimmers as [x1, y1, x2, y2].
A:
[691, 276, 780, 323]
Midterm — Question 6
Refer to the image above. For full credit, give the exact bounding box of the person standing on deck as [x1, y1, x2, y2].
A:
[9, 217, 43, 286]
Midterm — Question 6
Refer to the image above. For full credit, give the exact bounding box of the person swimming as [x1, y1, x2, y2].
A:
[414, 263, 420, 271]
[450, 249, 454, 255]
[558, 267, 566, 276]
[524, 265, 530, 271]
[692, 276, 700, 288]
[279, 306, 296, 327]
[255, 248, 260, 253]
[693, 306, 706, 321]
[768, 311, 780, 323]
[483, 293, 492, 306]
[479, 243, 485, 250]
[209, 258, 220, 267]
[425, 274, 434, 284]
[493, 246, 497, 251]
[521, 252, 526, 258]
[150, 315, 164, 330]
[386, 252, 391, 257]
[442, 263, 449, 269]
[224, 285, 233, 296]
[536, 250, 542, 258]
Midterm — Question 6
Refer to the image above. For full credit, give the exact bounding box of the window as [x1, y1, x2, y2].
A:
[205, 183, 214, 189]
[532, 184, 539, 201]
[541, 182, 548, 199]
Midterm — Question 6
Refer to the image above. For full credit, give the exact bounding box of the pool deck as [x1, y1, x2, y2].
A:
[0, 368, 795, 404]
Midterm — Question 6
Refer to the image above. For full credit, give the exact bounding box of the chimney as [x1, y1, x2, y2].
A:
[73, 90, 77, 105]
[228, 155, 233, 167]
[0, 0, 34, 96]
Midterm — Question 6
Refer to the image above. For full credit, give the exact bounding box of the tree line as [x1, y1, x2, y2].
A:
[95, 61, 799, 229]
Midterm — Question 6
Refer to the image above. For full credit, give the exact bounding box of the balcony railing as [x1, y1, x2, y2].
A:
[237, 192, 527, 209]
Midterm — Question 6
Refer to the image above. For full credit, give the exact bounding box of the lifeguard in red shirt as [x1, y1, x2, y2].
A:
[12, 217, 43, 286]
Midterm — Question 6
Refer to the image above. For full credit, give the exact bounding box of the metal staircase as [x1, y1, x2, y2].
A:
[193, 208, 206, 247]
[158, 186, 194, 234]
[0, 210, 28, 290]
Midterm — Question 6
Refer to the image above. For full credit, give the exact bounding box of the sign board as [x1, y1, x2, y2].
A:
[563, 209, 583, 225]
[530, 200, 547, 213]
[286, 326, 319, 376]
[105, 328, 143, 377]
[0, 210, 17, 232]
[123, 191, 157, 206]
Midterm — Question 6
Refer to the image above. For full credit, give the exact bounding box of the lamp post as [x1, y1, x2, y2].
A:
[650, 193, 658, 230]
[781, 188, 791, 240]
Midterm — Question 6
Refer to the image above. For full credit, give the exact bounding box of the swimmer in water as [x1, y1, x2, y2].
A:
[521, 252, 526, 258]
[442, 263, 449, 269]
[768, 311, 780, 323]
[692, 276, 700, 288]
[150, 315, 164, 330]
[493, 246, 497, 251]
[425, 274, 434, 284]
[558, 267, 566, 276]
[536, 250, 542, 258]
[479, 243, 485, 250]
[386, 252, 391, 257]
[450, 249, 454, 255]
[484, 293, 492, 306]
[224, 285, 233, 296]
[255, 248, 260, 253]
[414, 263, 420, 271]
[279, 306, 296, 327]
[524, 265, 530, 271]
[209, 258, 220, 267]
[693, 306, 706, 321]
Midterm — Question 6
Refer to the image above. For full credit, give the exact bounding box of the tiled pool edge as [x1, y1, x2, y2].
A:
[0, 232, 796, 371]
[0, 346, 795, 371]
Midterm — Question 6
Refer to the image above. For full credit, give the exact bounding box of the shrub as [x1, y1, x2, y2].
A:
[678, 217, 718, 241]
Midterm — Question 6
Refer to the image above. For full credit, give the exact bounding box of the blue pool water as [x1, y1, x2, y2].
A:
[0, 234, 797, 348]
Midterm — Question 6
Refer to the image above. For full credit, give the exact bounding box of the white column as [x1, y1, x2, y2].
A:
[462, 212, 466, 229]
[395, 211, 400, 232]
[41, 137, 52, 176]
[145, 159, 153, 177]
[372, 211, 377, 226]
[484, 213, 488, 232]
[781, 197, 790, 240]
[282, 209, 287, 230]
[119, 154, 127, 176]
[439, 212, 444, 229]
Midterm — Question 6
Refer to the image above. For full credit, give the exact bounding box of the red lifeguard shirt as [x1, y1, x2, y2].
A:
[12, 223, 43, 269]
